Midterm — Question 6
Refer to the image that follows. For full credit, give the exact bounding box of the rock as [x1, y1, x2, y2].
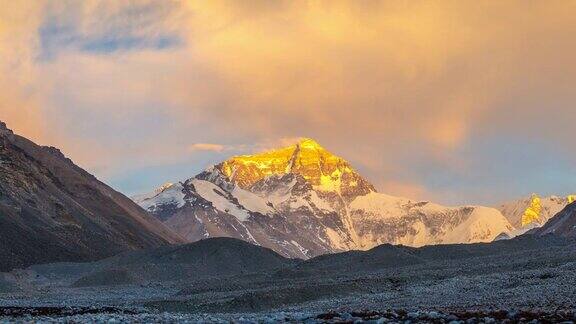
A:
[341, 313, 353, 320]
[0, 121, 13, 136]
[506, 311, 518, 319]
[447, 314, 460, 321]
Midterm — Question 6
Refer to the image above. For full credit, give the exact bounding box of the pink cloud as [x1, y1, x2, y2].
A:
[2, 1, 576, 203]
[189, 143, 226, 152]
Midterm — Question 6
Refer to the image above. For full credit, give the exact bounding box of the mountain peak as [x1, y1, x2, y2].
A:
[213, 138, 375, 199]
[155, 182, 175, 194]
[297, 137, 323, 150]
[0, 120, 13, 136]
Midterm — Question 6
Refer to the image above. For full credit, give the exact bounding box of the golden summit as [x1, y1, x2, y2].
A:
[216, 138, 375, 198]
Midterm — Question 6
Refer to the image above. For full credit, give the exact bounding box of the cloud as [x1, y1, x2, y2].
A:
[379, 180, 431, 202]
[189, 137, 305, 154]
[189, 143, 226, 152]
[0, 1, 46, 141]
[1, 1, 576, 204]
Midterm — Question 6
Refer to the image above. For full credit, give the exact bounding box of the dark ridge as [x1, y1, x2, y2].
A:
[533, 202, 576, 238]
[282, 234, 570, 277]
[60, 237, 296, 287]
[0, 120, 182, 271]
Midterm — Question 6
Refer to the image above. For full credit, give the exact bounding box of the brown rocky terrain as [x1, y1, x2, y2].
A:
[0, 121, 182, 271]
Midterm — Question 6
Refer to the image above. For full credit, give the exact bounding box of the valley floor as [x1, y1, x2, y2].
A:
[1, 236, 575, 323]
[1, 307, 576, 323]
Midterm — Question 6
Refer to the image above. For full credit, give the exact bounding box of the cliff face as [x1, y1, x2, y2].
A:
[0, 121, 182, 271]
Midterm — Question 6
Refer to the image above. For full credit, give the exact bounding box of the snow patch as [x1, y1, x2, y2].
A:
[290, 240, 309, 257]
[349, 192, 412, 219]
[191, 179, 250, 222]
[132, 182, 186, 211]
[231, 186, 274, 215]
[442, 207, 513, 244]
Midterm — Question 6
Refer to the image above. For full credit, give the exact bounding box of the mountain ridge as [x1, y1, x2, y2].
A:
[532, 201, 576, 238]
[134, 138, 513, 258]
[0, 120, 183, 271]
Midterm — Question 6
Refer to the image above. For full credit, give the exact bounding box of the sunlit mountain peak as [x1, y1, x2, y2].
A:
[298, 137, 323, 150]
[214, 138, 375, 199]
[521, 194, 542, 227]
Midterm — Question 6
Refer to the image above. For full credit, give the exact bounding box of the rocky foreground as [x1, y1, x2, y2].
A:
[0, 236, 575, 323]
[1, 307, 576, 323]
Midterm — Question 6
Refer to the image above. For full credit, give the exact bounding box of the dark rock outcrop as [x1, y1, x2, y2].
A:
[532, 202, 576, 238]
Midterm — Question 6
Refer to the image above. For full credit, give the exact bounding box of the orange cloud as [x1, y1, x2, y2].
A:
[2, 1, 576, 203]
[0, 1, 45, 142]
[379, 180, 431, 202]
[189, 143, 226, 152]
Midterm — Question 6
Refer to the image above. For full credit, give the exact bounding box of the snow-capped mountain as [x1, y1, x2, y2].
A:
[532, 201, 576, 238]
[134, 138, 513, 258]
[496, 194, 575, 238]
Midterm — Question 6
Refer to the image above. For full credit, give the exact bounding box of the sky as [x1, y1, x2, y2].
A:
[1, 0, 576, 206]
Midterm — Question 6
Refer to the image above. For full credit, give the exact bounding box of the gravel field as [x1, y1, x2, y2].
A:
[0, 236, 575, 323]
[2, 308, 576, 323]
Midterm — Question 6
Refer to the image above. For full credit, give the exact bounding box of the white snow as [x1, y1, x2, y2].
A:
[191, 179, 250, 221]
[498, 195, 571, 228]
[261, 177, 297, 207]
[324, 227, 349, 250]
[133, 162, 523, 259]
[396, 221, 433, 247]
[237, 221, 259, 245]
[349, 192, 412, 219]
[290, 240, 309, 257]
[231, 186, 274, 215]
[132, 182, 186, 211]
[441, 206, 513, 244]
[350, 192, 515, 248]
[307, 191, 334, 212]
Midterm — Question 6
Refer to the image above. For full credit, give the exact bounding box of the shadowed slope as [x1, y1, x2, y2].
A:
[533, 202, 576, 238]
[34, 237, 297, 286]
[0, 121, 182, 271]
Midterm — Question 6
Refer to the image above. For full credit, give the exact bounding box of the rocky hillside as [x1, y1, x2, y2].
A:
[33, 237, 296, 287]
[532, 202, 576, 238]
[134, 138, 512, 258]
[0, 121, 182, 271]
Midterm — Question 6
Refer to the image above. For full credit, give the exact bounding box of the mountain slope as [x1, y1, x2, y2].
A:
[498, 194, 574, 228]
[532, 202, 576, 238]
[349, 193, 512, 248]
[0, 121, 182, 271]
[134, 138, 513, 258]
[29, 237, 295, 286]
[216, 138, 375, 201]
[495, 194, 575, 240]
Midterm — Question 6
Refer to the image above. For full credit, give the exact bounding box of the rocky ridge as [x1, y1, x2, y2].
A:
[0, 121, 182, 271]
[134, 138, 513, 258]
